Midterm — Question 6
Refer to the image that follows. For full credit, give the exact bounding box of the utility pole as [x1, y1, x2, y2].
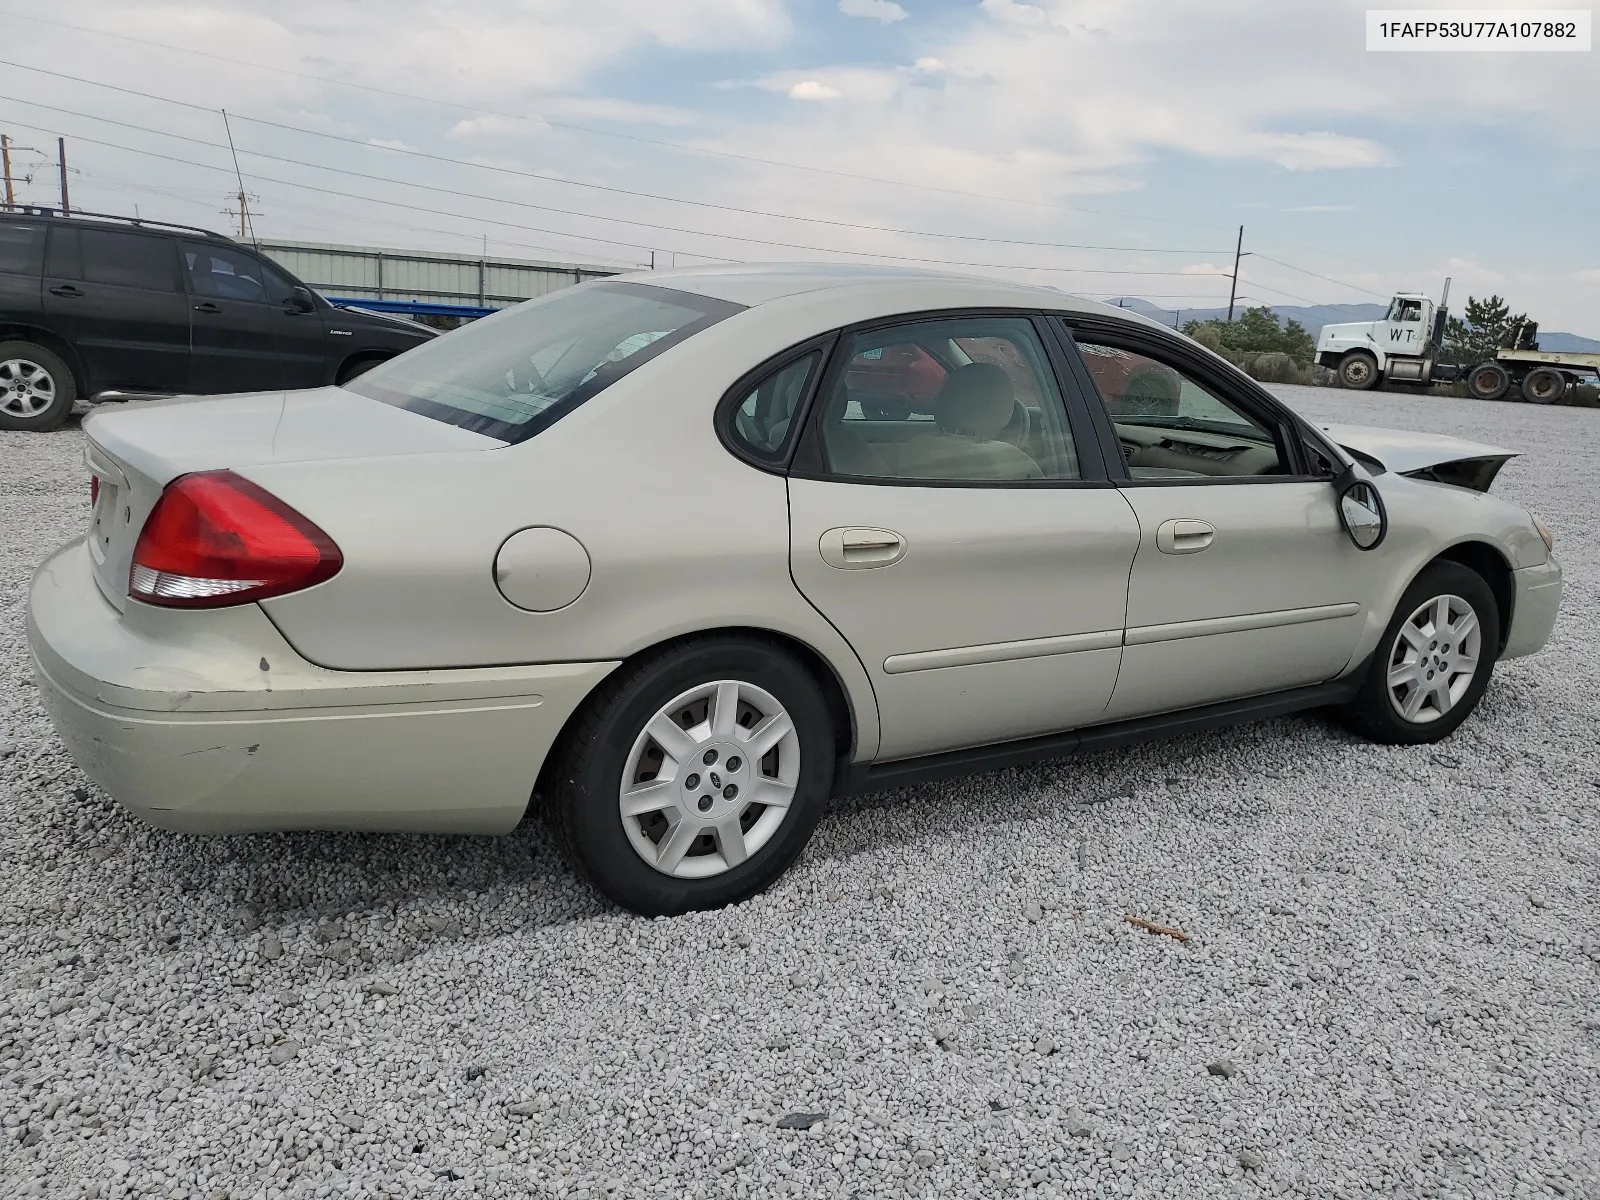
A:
[57, 137, 70, 215]
[1226, 225, 1244, 322]
[1, 135, 14, 212]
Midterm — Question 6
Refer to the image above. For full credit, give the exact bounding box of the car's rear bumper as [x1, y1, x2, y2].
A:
[27, 539, 617, 835]
[1503, 554, 1563, 660]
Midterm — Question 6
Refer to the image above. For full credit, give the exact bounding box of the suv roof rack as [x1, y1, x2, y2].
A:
[0, 206, 235, 243]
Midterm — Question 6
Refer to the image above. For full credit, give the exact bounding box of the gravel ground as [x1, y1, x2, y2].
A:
[2, 385, 1597, 1200]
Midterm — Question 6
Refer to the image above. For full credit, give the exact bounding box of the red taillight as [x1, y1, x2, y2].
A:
[129, 471, 342, 608]
[91, 476, 100, 506]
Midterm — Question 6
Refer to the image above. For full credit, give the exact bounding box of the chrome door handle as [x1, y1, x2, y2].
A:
[820, 527, 906, 570]
[1155, 518, 1215, 555]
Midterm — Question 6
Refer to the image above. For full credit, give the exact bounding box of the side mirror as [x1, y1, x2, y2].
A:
[1336, 473, 1387, 551]
[287, 287, 315, 314]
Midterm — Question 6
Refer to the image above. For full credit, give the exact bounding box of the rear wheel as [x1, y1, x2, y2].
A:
[0, 341, 76, 431]
[1338, 352, 1379, 391]
[1466, 362, 1511, 401]
[1336, 561, 1499, 745]
[547, 637, 835, 915]
[1521, 367, 1567, 405]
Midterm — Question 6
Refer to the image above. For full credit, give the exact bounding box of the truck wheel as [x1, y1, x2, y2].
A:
[1521, 367, 1567, 405]
[0, 341, 77, 432]
[1465, 363, 1511, 401]
[1338, 352, 1379, 390]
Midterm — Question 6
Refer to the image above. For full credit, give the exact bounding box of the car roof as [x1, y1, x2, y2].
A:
[619, 262, 1168, 327]
[0, 209, 235, 243]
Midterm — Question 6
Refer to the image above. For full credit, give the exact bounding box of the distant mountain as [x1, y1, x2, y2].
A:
[1091, 295, 1598, 352]
[1535, 331, 1600, 353]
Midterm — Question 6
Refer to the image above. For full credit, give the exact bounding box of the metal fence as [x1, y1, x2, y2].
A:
[255, 239, 622, 312]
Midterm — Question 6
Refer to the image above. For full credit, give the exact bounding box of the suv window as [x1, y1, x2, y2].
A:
[0, 222, 45, 275]
[45, 227, 180, 291]
[817, 316, 1080, 482]
[344, 281, 742, 444]
[1074, 340, 1287, 479]
[728, 351, 822, 461]
[182, 242, 295, 304]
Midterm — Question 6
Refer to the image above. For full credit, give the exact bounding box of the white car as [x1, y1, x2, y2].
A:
[28, 266, 1563, 915]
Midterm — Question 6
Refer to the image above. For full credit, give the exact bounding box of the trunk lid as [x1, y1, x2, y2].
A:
[82, 387, 501, 610]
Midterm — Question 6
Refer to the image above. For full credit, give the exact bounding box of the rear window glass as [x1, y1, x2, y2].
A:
[344, 281, 742, 444]
[80, 229, 181, 291]
[0, 222, 45, 275]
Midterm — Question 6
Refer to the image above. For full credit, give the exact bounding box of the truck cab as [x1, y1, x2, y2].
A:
[1316, 292, 1439, 389]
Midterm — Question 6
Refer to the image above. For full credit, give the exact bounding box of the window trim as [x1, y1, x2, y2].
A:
[790, 308, 1116, 490]
[1052, 315, 1333, 487]
[714, 332, 838, 472]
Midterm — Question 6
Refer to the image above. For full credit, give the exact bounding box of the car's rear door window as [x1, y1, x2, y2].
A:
[76, 229, 182, 291]
[344, 281, 742, 444]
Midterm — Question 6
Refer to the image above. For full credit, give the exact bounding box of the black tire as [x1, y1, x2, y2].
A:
[336, 356, 386, 385]
[547, 636, 836, 916]
[0, 340, 77, 431]
[1521, 367, 1567, 405]
[1336, 561, 1500, 745]
[1465, 362, 1512, 401]
[1337, 352, 1380, 391]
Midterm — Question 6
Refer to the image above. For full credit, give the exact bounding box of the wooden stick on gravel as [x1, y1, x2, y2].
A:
[1124, 915, 1189, 942]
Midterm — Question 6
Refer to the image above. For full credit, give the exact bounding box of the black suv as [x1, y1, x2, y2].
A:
[0, 209, 437, 431]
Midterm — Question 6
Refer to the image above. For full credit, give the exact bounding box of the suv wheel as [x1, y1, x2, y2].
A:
[548, 636, 835, 916]
[1336, 561, 1499, 745]
[0, 341, 76, 432]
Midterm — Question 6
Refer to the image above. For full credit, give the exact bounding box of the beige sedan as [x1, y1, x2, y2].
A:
[28, 266, 1563, 914]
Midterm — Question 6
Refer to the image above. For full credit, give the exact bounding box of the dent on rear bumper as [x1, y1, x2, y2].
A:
[27, 539, 618, 834]
[1502, 555, 1563, 661]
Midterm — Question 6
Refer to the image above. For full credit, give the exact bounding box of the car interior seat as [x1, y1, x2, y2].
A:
[821, 387, 893, 477]
[894, 363, 1043, 481]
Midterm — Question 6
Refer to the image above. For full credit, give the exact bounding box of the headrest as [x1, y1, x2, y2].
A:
[937, 363, 1015, 439]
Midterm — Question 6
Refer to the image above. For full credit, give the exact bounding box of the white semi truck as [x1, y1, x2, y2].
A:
[1315, 282, 1600, 403]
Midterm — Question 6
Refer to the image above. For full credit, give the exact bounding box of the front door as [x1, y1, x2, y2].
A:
[41, 225, 190, 395]
[181, 241, 297, 393]
[787, 313, 1139, 761]
[1065, 329, 1376, 721]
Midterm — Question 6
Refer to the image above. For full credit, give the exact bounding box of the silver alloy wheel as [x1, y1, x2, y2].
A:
[1386, 594, 1482, 724]
[0, 358, 56, 418]
[619, 679, 801, 879]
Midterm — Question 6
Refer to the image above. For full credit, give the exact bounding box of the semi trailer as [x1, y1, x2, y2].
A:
[1314, 281, 1599, 403]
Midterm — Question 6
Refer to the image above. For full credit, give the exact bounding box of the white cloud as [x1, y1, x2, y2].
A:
[789, 80, 844, 101]
[913, 57, 946, 72]
[1285, 204, 1355, 213]
[365, 137, 418, 152]
[447, 114, 531, 139]
[546, 97, 699, 127]
[980, 0, 1047, 26]
[1572, 269, 1600, 283]
[839, 0, 907, 23]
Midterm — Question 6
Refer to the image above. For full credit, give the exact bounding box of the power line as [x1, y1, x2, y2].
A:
[1246, 252, 1391, 299]
[0, 9, 1236, 230]
[0, 61, 1231, 257]
[0, 104, 1237, 279]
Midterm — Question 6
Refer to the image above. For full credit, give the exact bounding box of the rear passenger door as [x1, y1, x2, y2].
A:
[42, 226, 191, 395]
[783, 313, 1139, 761]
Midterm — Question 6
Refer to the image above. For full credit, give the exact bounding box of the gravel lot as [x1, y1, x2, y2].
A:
[2, 385, 1597, 1200]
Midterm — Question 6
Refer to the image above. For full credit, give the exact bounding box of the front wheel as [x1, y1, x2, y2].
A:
[547, 637, 836, 915]
[1338, 352, 1379, 391]
[1336, 561, 1499, 745]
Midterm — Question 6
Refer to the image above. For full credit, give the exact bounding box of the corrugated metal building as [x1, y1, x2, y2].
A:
[255, 239, 622, 310]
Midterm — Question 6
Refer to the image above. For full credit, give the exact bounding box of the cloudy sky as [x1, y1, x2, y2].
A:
[1, 0, 1596, 330]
